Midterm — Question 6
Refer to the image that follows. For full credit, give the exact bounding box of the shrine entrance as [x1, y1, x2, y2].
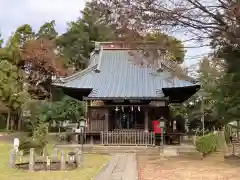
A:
[110, 106, 145, 130]
[101, 106, 155, 146]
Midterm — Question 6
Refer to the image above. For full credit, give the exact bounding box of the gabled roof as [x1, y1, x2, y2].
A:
[53, 44, 200, 102]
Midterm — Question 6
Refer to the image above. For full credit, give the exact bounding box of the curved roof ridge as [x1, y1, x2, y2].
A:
[54, 49, 103, 84]
[94, 46, 103, 73]
[56, 64, 97, 84]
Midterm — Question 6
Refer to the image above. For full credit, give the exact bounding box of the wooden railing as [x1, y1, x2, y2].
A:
[100, 130, 155, 146]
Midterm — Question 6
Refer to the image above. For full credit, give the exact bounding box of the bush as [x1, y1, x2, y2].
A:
[195, 133, 220, 155]
[19, 122, 48, 155]
[32, 122, 48, 144]
[19, 137, 45, 155]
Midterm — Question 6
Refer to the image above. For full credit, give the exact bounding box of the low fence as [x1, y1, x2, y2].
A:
[10, 147, 83, 171]
[232, 137, 240, 155]
[100, 130, 155, 146]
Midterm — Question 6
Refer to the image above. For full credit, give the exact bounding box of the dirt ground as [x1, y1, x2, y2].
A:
[138, 154, 240, 180]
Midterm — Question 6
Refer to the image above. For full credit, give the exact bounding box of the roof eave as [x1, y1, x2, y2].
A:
[83, 96, 169, 101]
[162, 85, 201, 103]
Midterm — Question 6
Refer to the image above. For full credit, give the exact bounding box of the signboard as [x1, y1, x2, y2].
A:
[149, 101, 166, 107]
[75, 128, 81, 133]
[160, 121, 165, 128]
[13, 138, 19, 152]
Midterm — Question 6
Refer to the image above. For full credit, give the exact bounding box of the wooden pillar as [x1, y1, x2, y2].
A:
[85, 100, 89, 119]
[86, 100, 90, 132]
[144, 107, 149, 132]
[104, 111, 109, 132]
[29, 148, 35, 172]
[90, 136, 94, 144]
[75, 149, 82, 168]
[10, 148, 16, 168]
[166, 105, 172, 133]
[60, 150, 66, 170]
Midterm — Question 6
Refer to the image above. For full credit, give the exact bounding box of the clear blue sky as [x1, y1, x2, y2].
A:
[0, 0, 210, 68]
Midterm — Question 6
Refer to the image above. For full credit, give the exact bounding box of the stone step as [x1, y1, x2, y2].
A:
[89, 148, 196, 155]
[89, 149, 160, 154]
[56, 144, 197, 155]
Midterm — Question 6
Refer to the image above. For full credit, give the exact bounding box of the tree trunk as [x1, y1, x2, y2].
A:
[10, 116, 14, 131]
[237, 121, 240, 138]
[6, 109, 11, 131]
[17, 110, 22, 130]
[17, 117, 22, 131]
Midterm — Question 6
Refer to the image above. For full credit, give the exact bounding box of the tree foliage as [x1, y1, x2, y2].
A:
[37, 20, 58, 40]
[2, 20, 67, 100]
[0, 59, 28, 130]
[56, 3, 116, 70]
[93, 0, 240, 46]
[91, 0, 240, 75]
[12, 24, 35, 46]
[20, 100, 49, 154]
[0, 34, 3, 48]
[169, 56, 228, 131]
[41, 96, 85, 122]
[21, 38, 66, 99]
[0, 60, 28, 109]
[0, 21, 66, 130]
[23, 99, 50, 131]
[56, 1, 186, 70]
[144, 32, 185, 63]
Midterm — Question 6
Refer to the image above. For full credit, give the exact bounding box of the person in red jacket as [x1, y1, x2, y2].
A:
[153, 120, 162, 134]
[152, 117, 164, 145]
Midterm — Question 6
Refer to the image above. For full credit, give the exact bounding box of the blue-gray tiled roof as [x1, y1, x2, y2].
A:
[54, 50, 199, 99]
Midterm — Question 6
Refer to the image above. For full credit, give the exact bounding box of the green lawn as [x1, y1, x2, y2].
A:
[0, 143, 111, 180]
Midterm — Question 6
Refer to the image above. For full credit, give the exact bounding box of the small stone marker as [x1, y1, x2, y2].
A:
[13, 138, 19, 152]
[75, 149, 82, 168]
[60, 150, 66, 170]
[29, 148, 35, 172]
[46, 156, 51, 171]
[10, 148, 16, 168]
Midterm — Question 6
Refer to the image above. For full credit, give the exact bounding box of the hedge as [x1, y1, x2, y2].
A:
[195, 133, 220, 155]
